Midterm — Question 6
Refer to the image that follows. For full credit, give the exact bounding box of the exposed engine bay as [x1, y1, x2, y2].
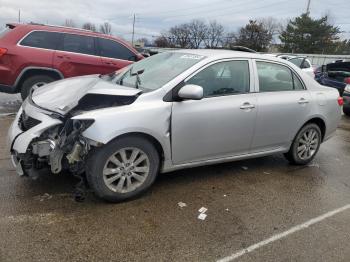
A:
[17, 119, 92, 178]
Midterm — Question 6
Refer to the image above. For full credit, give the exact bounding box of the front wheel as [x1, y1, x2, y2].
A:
[86, 136, 160, 202]
[284, 123, 322, 165]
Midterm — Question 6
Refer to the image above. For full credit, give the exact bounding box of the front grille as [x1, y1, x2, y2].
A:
[18, 111, 41, 131]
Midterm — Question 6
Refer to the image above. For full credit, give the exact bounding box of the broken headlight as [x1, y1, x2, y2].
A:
[72, 119, 95, 132]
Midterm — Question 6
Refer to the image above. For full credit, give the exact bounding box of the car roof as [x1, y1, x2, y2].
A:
[7, 22, 135, 50]
[173, 49, 286, 63]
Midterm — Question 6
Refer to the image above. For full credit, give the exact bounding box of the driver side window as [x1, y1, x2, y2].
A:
[186, 60, 250, 97]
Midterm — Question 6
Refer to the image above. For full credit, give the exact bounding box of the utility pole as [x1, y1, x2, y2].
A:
[131, 14, 136, 47]
[306, 0, 311, 14]
[18, 9, 21, 23]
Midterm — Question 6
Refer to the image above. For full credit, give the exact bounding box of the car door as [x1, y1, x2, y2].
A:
[53, 33, 102, 78]
[97, 37, 137, 74]
[171, 59, 257, 164]
[251, 60, 311, 152]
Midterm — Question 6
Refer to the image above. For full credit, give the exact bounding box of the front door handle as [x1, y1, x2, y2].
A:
[298, 98, 309, 104]
[240, 102, 255, 110]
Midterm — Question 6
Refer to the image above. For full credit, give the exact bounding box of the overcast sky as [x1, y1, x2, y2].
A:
[0, 0, 349, 41]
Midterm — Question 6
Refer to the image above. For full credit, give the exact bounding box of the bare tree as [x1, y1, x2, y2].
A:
[154, 35, 172, 47]
[99, 22, 112, 35]
[64, 19, 76, 28]
[169, 24, 191, 48]
[136, 37, 150, 46]
[82, 22, 97, 32]
[187, 20, 207, 48]
[204, 20, 224, 48]
[222, 32, 236, 49]
[258, 17, 284, 44]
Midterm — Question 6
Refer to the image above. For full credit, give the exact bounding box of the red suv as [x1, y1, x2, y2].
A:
[0, 23, 143, 99]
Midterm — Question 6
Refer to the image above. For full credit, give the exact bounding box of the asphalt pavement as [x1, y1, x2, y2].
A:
[0, 92, 350, 262]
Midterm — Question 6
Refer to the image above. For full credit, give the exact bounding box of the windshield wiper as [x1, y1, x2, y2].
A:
[130, 69, 145, 89]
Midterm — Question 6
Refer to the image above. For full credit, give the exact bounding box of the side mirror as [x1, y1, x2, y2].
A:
[178, 84, 203, 100]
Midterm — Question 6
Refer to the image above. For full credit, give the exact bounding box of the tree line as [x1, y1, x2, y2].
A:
[154, 14, 350, 55]
[63, 14, 350, 55]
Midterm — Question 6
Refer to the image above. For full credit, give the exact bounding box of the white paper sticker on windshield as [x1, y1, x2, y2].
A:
[180, 54, 204, 60]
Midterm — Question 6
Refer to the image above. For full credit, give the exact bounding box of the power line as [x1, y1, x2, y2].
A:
[140, 0, 232, 16]
[141, 0, 290, 21]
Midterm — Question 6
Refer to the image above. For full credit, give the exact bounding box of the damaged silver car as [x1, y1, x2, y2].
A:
[8, 50, 342, 202]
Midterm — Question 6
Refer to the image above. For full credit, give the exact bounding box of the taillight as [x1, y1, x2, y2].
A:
[0, 48, 7, 57]
[344, 77, 350, 85]
[338, 97, 344, 106]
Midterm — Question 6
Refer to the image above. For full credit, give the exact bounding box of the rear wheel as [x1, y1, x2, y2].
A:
[86, 136, 159, 202]
[20, 75, 56, 100]
[343, 106, 350, 116]
[284, 123, 321, 165]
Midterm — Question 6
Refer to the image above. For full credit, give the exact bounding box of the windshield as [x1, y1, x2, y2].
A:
[114, 52, 206, 91]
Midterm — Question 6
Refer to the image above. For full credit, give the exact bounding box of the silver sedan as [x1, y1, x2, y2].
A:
[8, 50, 342, 202]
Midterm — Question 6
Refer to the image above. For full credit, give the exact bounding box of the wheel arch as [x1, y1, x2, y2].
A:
[301, 117, 326, 141]
[109, 132, 166, 165]
[15, 67, 64, 91]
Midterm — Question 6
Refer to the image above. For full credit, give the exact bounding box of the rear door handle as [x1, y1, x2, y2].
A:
[240, 102, 255, 110]
[298, 98, 309, 104]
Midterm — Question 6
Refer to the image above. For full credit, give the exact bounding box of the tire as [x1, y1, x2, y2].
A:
[284, 123, 322, 165]
[86, 136, 160, 202]
[20, 75, 56, 100]
[343, 106, 350, 117]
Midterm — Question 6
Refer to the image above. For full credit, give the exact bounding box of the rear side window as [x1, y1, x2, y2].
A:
[59, 33, 96, 55]
[20, 31, 61, 50]
[257, 61, 304, 92]
[98, 38, 136, 61]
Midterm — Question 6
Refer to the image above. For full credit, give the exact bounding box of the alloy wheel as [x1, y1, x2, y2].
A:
[297, 128, 320, 160]
[102, 147, 150, 193]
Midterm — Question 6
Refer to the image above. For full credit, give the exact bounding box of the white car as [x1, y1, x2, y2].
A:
[287, 56, 315, 78]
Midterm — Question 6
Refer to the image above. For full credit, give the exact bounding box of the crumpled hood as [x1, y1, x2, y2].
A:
[31, 75, 141, 114]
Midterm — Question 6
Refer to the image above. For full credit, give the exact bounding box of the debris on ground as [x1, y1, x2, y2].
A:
[225, 208, 229, 212]
[223, 194, 227, 197]
[198, 207, 208, 213]
[198, 213, 207, 220]
[34, 193, 53, 202]
[178, 202, 187, 208]
[241, 166, 248, 170]
[197, 207, 208, 220]
[263, 171, 271, 175]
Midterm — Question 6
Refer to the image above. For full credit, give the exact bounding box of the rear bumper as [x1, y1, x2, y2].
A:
[0, 83, 16, 93]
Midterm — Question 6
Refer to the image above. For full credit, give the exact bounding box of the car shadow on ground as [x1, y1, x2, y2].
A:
[11, 154, 294, 204]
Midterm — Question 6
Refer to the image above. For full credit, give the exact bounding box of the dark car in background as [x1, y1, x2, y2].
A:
[0, 23, 143, 99]
[315, 61, 350, 116]
[315, 61, 350, 96]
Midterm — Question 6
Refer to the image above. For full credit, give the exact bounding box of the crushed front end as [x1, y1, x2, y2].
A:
[8, 99, 95, 179]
